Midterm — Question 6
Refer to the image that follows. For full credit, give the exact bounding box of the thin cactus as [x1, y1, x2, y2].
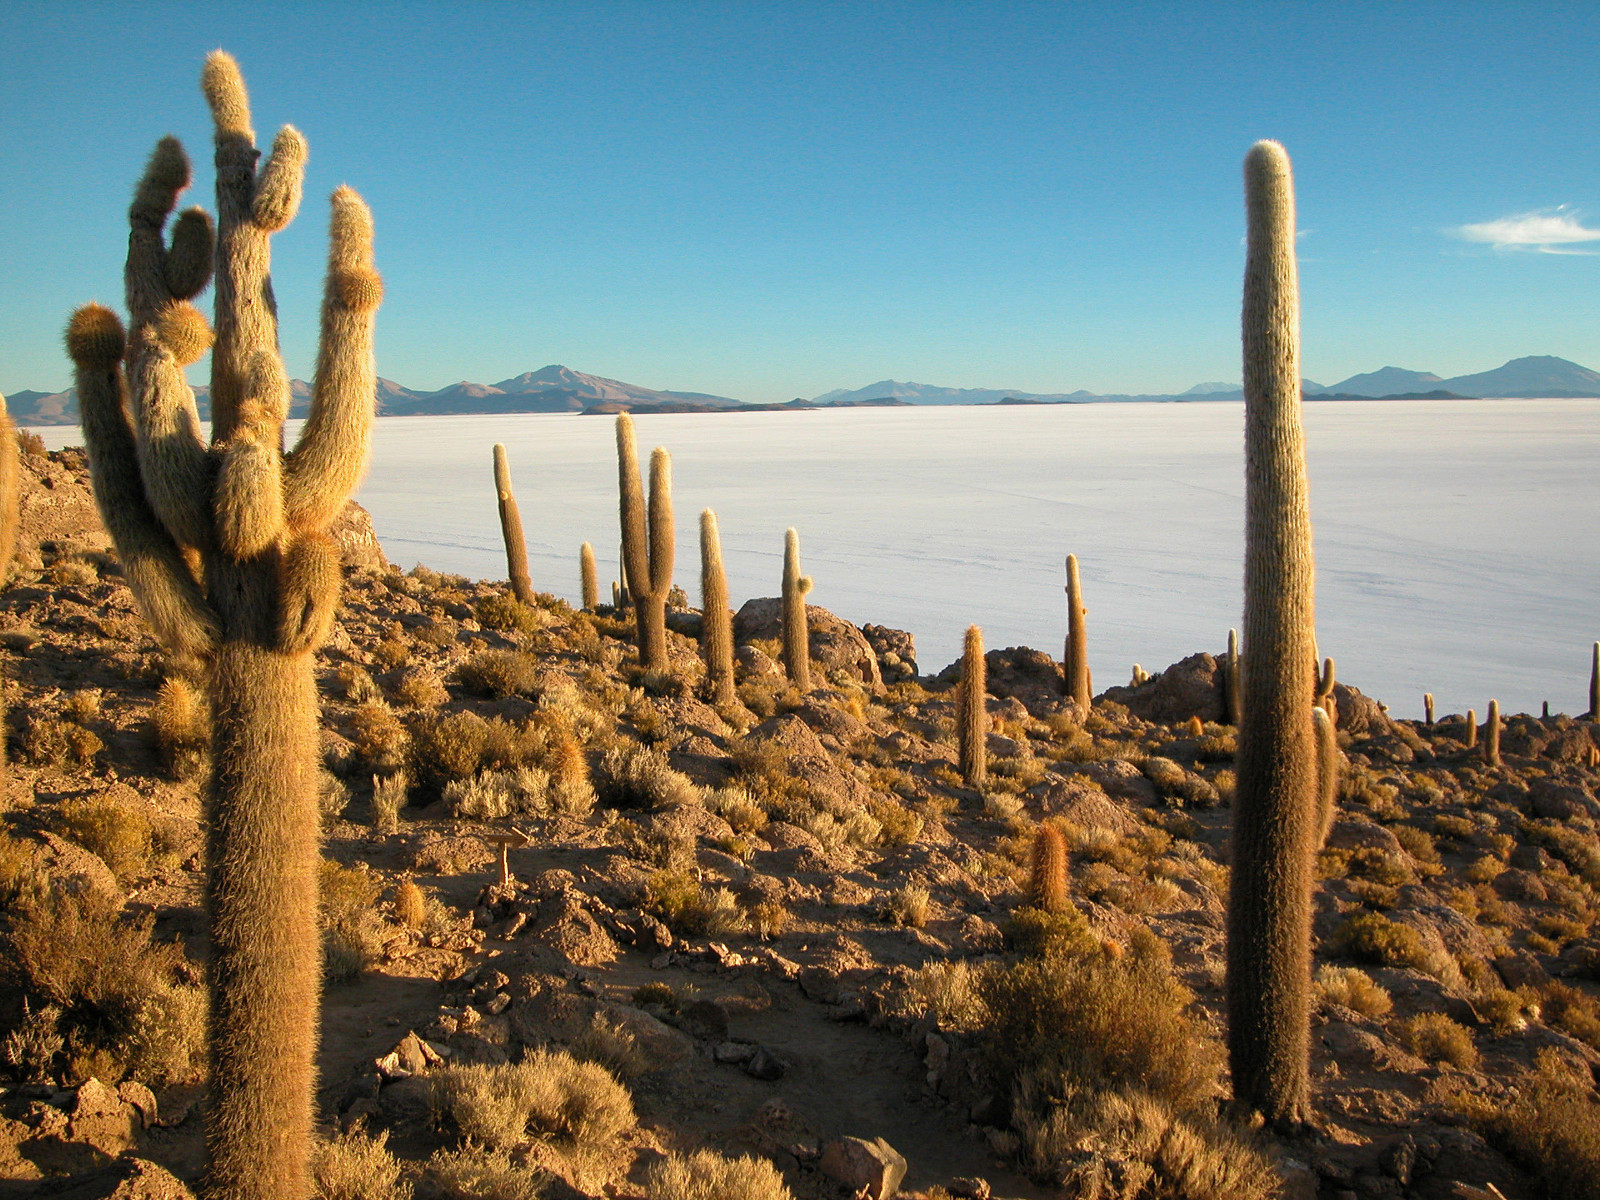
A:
[492, 443, 534, 605]
[616, 414, 673, 669]
[0, 393, 18, 797]
[781, 527, 813, 691]
[699, 509, 736, 706]
[1424, 692, 1435, 727]
[1063, 554, 1091, 708]
[1029, 824, 1068, 914]
[66, 52, 380, 1199]
[1226, 139, 1317, 1130]
[1315, 656, 1335, 717]
[958, 624, 987, 788]
[1590, 642, 1598, 718]
[1313, 706, 1341, 847]
[1222, 628, 1243, 726]
[580, 542, 598, 611]
[1464, 708, 1477, 749]
[1483, 699, 1500, 767]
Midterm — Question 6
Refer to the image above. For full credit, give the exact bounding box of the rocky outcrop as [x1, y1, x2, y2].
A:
[735, 598, 882, 690]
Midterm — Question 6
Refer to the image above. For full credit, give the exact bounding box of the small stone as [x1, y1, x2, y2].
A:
[117, 1080, 158, 1129]
[949, 1179, 991, 1200]
[394, 1032, 429, 1075]
[714, 1040, 757, 1064]
[483, 992, 512, 1015]
[744, 1046, 785, 1080]
[680, 999, 730, 1041]
[819, 1135, 908, 1200]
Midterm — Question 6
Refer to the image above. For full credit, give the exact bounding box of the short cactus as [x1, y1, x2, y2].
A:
[958, 624, 987, 788]
[1315, 656, 1336, 722]
[616, 414, 674, 670]
[492, 443, 534, 605]
[1029, 824, 1068, 914]
[1424, 692, 1435, 727]
[65, 52, 380, 1198]
[781, 527, 813, 691]
[580, 542, 598, 610]
[1063, 554, 1091, 708]
[1464, 708, 1477, 749]
[1483, 699, 1500, 767]
[1313, 706, 1341, 847]
[1222, 628, 1243, 726]
[699, 509, 736, 706]
[1227, 139, 1318, 1130]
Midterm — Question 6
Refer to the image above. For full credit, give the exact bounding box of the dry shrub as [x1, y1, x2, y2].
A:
[21, 715, 101, 767]
[1399, 1012, 1478, 1069]
[644, 1149, 794, 1200]
[322, 861, 386, 983]
[867, 796, 923, 845]
[393, 669, 450, 709]
[313, 1126, 413, 1200]
[595, 743, 699, 809]
[445, 767, 549, 819]
[415, 618, 460, 648]
[411, 710, 492, 791]
[15, 429, 45, 458]
[0, 832, 48, 912]
[880, 883, 931, 928]
[1537, 981, 1600, 1051]
[1, 890, 205, 1085]
[431, 1050, 633, 1150]
[459, 651, 540, 699]
[3, 1000, 62, 1081]
[372, 772, 409, 833]
[53, 796, 155, 884]
[1455, 1051, 1600, 1200]
[543, 714, 595, 816]
[64, 688, 102, 724]
[1314, 966, 1392, 1017]
[372, 634, 412, 670]
[710, 785, 767, 834]
[1013, 1079, 1278, 1198]
[1333, 911, 1435, 973]
[570, 1010, 652, 1080]
[352, 702, 409, 773]
[476, 593, 546, 635]
[423, 1146, 546, 1200]
[333, 663, 383, 704]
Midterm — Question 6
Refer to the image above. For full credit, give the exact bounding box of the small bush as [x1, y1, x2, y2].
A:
[445, 767, 549, 819]
[372, 771, 409, 834]
[595, 743, 699, 809]
[312, 1127, 413, 1200]
[1538, 981, 1600, 1051]
[1314, 965, 1392, 1017]
[1399, 1012, 1478, 1069]
[880, 883, 931, 928]
[644, 1149, 794, 1200]
[459, 651, 540, 699]
[1458, 1051, 1600, 1200]
[351, 702, 409, 773]
[423, 1146, 546, 1200]
[570, 1011, 652, 1080]
[431, 1050, 633, 1150]
[1334, 911, 1434, 972]
[476, 593, 545, 635]
[333, 664, 383, 704]
[54, 797, 154, 885]
[632, 981, 677, 1010]
[393, 669, 449, 709]
[411, 710, 492, 791]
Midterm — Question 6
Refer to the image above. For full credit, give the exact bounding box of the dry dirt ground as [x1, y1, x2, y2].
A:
[2, 446, 1600, 1200]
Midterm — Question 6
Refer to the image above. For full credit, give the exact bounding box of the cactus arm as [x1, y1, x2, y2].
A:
[285, 188, 381, 533]
[275, 533, 342, 653]
[250, 126, 308, 232]
[1313, 706, 1340, 846]
[67, 305, 219, 659]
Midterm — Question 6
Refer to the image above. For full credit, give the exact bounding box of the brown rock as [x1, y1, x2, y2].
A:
[735, 598, 883, 690]
[528, 893, 618, 967]
[819, 1135, 907, 1199]
[1101, 652, 1221, 725]
[330, 500, 389, 570]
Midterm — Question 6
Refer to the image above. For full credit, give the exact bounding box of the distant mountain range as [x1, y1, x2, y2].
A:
[8, 355, 1599, 426]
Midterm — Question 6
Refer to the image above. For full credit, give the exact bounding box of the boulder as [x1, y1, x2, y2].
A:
[819, 1135, 907, 1199]
[735, 598, 882, 690]
[330, 500, 389, 571]
[1101, 653, 1221, 725]
[861, 623, 917, 682]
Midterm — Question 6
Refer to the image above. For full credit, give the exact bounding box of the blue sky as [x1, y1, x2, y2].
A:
[4, 1, 1599, 402]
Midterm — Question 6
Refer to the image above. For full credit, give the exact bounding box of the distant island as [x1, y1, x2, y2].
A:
[7, 355, 1598, 427]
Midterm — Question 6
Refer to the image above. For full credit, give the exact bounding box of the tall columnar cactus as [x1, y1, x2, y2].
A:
[1464, 708, 1477, 749]
[1589, 642, 1598, 718]
[65, 52, 380, 1200]
[958, 624, 987, 788]
[1313, 706, 1341, 847]
[616, 414, 673, 670]
[781, 527, 813, 691]
[580, 542, 598, 610]
[492, 443, 534, 606]
[699, 509, 737, 706]
[1222, 628, 1243, 726]
[1483, 699, 1501, 766]
[0, 393, 18, 795]
[1063, 554, 1091, 708]
[1227, 139, 1317, 1130]
[1029, 823, 1068, 914]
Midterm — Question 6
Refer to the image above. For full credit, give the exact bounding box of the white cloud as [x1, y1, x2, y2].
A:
[1454, 206, 1600, 253]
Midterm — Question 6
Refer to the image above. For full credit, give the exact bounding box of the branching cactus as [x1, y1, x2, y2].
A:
[699, 509, 736, 706]
[492, 443, 534, 605]
[616, 414, 673, 670]
[1483, 698, 1501, 767]
[1029, 824, 1068, 914]
[1063, 554, 1091, 708]
[1227, 139, 1318, 1130]
[580, 542, 598, 610]
[1222, 628, 1243, 727]
[0, 393, 18, 795]
[781, 527, 813, 690]
[958, 624, 987, 788]
[65, 52, 380, 1200]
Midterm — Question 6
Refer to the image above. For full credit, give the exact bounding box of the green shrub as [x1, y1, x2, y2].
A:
[476, 593, 545, 635]
[410, 710, 492, 791]
[54, 797, 155, 885]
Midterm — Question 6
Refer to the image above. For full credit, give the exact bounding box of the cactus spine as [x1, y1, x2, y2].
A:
[1227, 140, 1317, 1129]
[1222, 628, 1243, 726]
[958, 624, 987, 788]
[492, 443, 534, 605]
[699, 509, 736, 706]
[781, 527, 813, 690]
[1465, 709, 1477, 749]
[66, 52, 380, 1199]
[1029, 824, 1068, 914]
[616, 414, 673, 670]
[1424, 692, 1435, 727]
[1483, 699, 1500, 766]
[580, 542, 598, 611]
[1590, 642, 1598, 718]
[1063, 554, 1091, 708]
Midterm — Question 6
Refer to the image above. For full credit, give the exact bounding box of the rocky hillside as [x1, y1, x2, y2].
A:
[1, 448, 1598, 1199]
